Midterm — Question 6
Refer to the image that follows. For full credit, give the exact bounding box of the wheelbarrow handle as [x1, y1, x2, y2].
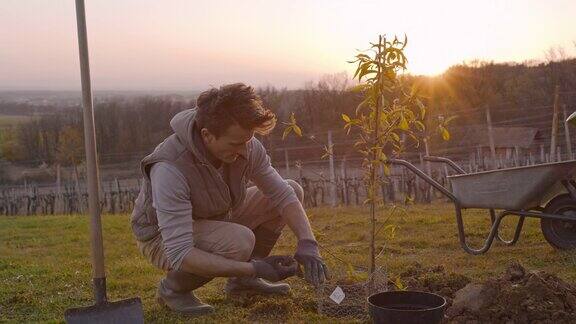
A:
[387, 158, 457, 202]
[423, 156, 466, 174]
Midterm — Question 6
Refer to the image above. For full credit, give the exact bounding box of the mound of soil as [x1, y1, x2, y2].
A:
[399, 262, 472, 309]
[446, 262, 576, 323]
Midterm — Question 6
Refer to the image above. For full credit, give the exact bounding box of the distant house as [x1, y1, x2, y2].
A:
[443, 126, 543, 168]
[453, 126, 540, 153]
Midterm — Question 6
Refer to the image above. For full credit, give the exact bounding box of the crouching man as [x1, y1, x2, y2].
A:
[130, 83, 329, 315]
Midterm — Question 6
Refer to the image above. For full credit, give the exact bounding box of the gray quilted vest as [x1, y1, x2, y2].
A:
[130, 108, 253, 241]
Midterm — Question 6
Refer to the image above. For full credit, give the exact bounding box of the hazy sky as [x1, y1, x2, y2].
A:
[1, 0, 575, 91]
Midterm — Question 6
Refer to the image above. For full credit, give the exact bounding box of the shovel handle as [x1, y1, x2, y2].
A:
[75, 0, 107, 303]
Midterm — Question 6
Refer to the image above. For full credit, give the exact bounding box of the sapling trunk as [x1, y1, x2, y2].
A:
[369, 35, 385, 275]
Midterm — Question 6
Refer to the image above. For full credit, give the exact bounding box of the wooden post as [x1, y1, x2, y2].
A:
[327, 131, 337, 207]
[443, 164, 450, 192]
[341, 157, 348, 206]
[486, 107, 497, 169]
[423, 138, 432, 203]
[56, 163, 62, 195]
[73, 163, 83, 213]
[540, 144, 545, 163]
[298, 162, 303, 185]
[267, 137, 274, 165]
[562, 104, 573, 159]
[550, 85, 560, 162]
[476, 146, 483, 170]
[284, 148, 290, 177]
[417, 153, 423, 202]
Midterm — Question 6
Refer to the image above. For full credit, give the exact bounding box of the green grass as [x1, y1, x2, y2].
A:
[1, 203, 575, 323]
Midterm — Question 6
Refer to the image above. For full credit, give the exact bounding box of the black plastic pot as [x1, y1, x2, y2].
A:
[368, 290, 447, 324]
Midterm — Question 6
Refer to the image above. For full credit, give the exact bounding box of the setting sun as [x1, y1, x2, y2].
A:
[1, 0, 575, 89]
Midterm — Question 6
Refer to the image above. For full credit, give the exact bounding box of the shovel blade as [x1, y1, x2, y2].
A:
[65, 298, 144, 324]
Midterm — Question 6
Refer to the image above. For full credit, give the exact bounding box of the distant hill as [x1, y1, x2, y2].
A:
[0, 90, 202, 111]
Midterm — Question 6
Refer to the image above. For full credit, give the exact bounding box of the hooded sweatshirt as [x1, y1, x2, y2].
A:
[130, 108, 298, 270]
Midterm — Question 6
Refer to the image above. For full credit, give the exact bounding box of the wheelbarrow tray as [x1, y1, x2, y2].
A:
[448, 160, 576, 209]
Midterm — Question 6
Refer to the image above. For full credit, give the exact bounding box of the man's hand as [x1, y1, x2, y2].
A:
[251, 255, 298, 282]
[294, 239, 329, 286]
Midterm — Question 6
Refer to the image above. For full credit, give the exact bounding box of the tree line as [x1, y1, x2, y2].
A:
[1, 57, 575, 183]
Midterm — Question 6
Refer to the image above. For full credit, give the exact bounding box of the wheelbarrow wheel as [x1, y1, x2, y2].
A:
[541, 194, 576, 250]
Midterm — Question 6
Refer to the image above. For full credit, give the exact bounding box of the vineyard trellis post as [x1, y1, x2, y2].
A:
[562, 104, 573, 159]
[550, 85, 560, 162]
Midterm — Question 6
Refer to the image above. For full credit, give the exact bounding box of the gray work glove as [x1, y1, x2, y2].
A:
[294, 239, 329, 287]
[251, 255, 298, 282]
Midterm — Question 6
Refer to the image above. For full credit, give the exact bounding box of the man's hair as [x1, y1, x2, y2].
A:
[195, 83, 276, 138]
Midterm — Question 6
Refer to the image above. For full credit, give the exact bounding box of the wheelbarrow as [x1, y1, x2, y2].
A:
[388, 156, 576, 254]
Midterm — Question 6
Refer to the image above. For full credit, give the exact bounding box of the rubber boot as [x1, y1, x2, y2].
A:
[156, 270, 214, 316]
[226, 227, 290, 296]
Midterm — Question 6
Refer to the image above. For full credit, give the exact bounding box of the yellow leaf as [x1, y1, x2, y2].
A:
[342, 113, 351, 123]
[394, 277, 407, 291]
[282, 126, 292, 140]
[404, 195, 414, 205]
[293, 125, 303, 137]
[441, 127, 450, 141]
[445, 115, 458, 125]
[399, 116, 409, 130]
[383, 164, 390, 175]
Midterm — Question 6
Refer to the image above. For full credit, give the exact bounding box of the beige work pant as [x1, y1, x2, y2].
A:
[137, 180, 303, 271]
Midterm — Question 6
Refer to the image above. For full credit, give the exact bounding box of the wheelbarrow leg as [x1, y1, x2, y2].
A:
[489, 209, 525, 246]
[562, 180, 576, 201]
[454, 205, 507, 255]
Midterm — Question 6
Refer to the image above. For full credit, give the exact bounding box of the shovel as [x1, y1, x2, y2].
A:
[64, 1, 144, 322]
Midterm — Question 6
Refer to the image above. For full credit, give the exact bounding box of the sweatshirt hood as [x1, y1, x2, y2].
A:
[169, 108, 206, 162]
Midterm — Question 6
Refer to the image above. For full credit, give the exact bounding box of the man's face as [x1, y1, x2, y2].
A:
[201, 123, 254, 164]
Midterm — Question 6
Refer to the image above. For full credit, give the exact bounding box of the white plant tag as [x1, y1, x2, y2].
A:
[329, 286, 345, 304]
